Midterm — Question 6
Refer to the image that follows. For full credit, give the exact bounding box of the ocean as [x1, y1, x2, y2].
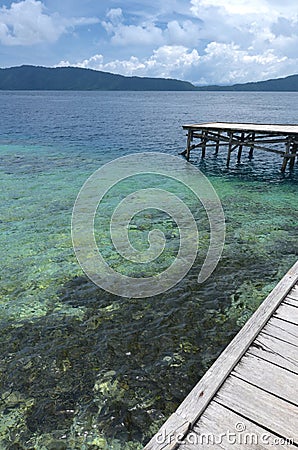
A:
[0, 91, 298, 449]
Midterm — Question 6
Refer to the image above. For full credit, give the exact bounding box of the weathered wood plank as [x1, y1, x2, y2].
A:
[182, 402, 297, 450]
[287, 286, 298, 301]
[216, 376, 298, 444]
[262, 316, 298, 347]
[284, 297, 298, 308]
[248, 332, 298, 374]
[182, 122, 298, 135]
[289, 285, 298, 299]
[275, 303, 298, 325]
[233, 353, 298, 405]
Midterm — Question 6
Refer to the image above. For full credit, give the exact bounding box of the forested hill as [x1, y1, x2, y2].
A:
[0, 65, 196, 91]
[198, 74, 298, 91]
[1, 65, 297, 91]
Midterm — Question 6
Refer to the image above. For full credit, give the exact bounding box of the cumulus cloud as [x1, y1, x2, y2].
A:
[57, 45, 200, 79]
[0, 0, 99, 46]
[191, 0, 270, 16]
[165, 20, 202, 46]
[56, 1, 298, 85]
[196, 42, 289, 85]
[102, 8, 164, 47]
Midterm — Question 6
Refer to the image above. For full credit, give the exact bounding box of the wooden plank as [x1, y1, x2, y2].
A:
[181, 402, 297, 450]
[248, 332, 298, 374]
[182, 122, 298, 135]
[262, 316, 298, 347]
[284, 297, 298, 308]
[288, 285, 298, 300]
[233, 353, 298, 405]
[216, 376, 298, 444]
[275, 303, 298, 325]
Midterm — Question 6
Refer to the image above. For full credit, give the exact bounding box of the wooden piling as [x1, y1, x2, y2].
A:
[289, 142, 297, 170]
[281, 139, 291, 172]
[185, 129, 193, 161]
[249, 132, 255, 159]
[215, 131, 220, 155]
[201, 131, 207, 158]
[226, 132, 233, 167]
[237, 132, 245, 163]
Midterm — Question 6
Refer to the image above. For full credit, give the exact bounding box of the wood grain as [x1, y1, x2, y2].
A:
[216, 376, 298, 444]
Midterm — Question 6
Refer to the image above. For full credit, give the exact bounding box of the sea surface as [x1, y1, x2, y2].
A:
[0, 91, 298, 449]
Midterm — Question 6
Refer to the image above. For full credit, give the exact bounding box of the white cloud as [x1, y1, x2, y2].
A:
[57, 45, 200, 79]
[102, 8, 163, 47]
[191, 0, 270, 16]
[165, 20, 202, 46]
[0, 0, 99, 46]
[53, 1, 298, 85]
[197, 42, 289, 84]
[112, 23, 163, 47]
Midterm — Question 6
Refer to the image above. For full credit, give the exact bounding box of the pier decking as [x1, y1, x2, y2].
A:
[144, 260, 298, 449]
[181, 122, 298, 171]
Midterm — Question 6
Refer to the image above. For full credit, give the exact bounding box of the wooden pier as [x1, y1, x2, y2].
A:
[144, 260, 298, 449]
[181, 122, 298, 172]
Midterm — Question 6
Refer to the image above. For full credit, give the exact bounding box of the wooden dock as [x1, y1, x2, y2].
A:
[144, 260, 298, 449]
[181, 122, 298, 172]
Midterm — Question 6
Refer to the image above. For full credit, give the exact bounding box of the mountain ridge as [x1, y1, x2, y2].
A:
[0, 65, 298, 91]
[197, 73, 298, 91]
[0, 65, 196, 91]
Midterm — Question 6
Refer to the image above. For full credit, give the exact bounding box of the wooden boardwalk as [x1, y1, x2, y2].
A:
[144, 260, 298, 449]
[181, 122, 298, 172]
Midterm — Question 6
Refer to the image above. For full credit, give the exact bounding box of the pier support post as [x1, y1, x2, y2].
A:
[289, 142, 297, 170]
[281, 139, 291, 172]
[249, 133, 255, 159]
[201, 131, 207, 158]
[186, 130, 193, 161]
[215, 131, 220, 155]
[226, 132, 233, 167]
[237, 132, 245, 163]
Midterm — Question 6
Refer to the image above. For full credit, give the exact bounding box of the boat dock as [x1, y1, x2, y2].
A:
[181, 122, 298, 172]
[144, 260, 298, 449]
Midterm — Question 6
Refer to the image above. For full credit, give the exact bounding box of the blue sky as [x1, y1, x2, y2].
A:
[0, 0, 297, 84]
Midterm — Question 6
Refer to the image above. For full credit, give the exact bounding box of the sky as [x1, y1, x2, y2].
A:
[0, 0, 297, 85]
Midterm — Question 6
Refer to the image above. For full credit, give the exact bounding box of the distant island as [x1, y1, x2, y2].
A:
[0, 65, 195, 91]
[197, 73, 298, 91]
[0, 65, 298, 91]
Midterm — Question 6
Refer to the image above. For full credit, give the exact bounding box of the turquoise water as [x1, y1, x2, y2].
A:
[0, 91, 298, 449]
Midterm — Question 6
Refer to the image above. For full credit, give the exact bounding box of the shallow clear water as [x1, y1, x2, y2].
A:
[0, 91, 297, 449]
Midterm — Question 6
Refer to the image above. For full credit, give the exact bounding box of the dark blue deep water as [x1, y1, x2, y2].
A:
[0, 91, 297, 449]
